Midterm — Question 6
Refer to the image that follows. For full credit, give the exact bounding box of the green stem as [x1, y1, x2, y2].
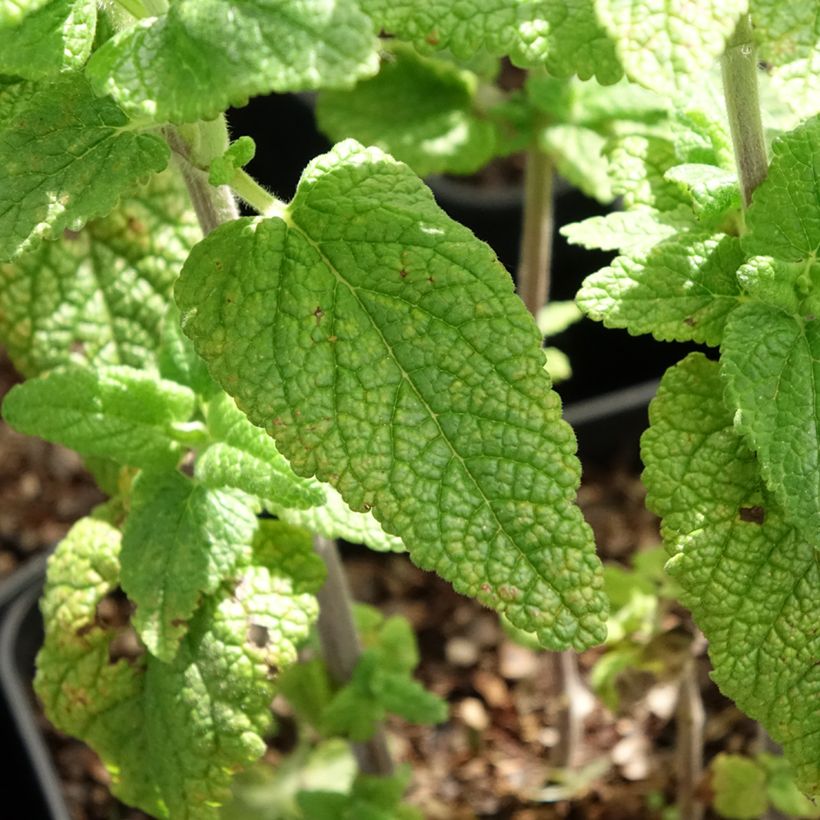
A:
[230, 169, 287, 217]
[165, 126, 239, 235]
[313, 536, 395, 777]
[721, 13, 768, 209]
[517, 145, 554, 315]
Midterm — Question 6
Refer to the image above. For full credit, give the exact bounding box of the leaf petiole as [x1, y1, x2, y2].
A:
[229, 168, 288, 218]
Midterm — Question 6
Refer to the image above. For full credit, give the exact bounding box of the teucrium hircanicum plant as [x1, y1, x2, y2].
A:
[0, 0, 818, 815]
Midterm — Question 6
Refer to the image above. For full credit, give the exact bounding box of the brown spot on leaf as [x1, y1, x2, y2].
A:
[70, 340, 86, 355]
[214, 260, 223, 270]
[400, 269, 408, 278]
[683, 317, 696, 326]
[425, 30, 440, 45]
[328, 335, 338, 343]
[63, 229, 81, 241]
[427, 276, 435, 284]
[739, 506, 765, 524]
[127, 216, 146, 235]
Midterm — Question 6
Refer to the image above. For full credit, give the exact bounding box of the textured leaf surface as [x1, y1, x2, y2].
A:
[198, 391, 325, 509]
[578, 234, 743, 346]
[540, 124, 613, 203]
[121, 470, 257, 661]
[664, 163, 740, 225]
[742, 116, 820, 264]
[86, 0, 380, 124]
[157, 303, 219, 397]
[0, 170, 197, 377]
[0, 74, 168, 261]
[0, 0, 96, 79]
[595, 0, 747, 94]
[37, 526, 316, 818]
[722, 304, 820, 543]
[2, 365, 195, 469]
[177, 140, 607, 649]
[251, 520, 327, 595]
[316, 46, 495, 177]
[642, 353, 820, 794]
[271, 483, 405, 553]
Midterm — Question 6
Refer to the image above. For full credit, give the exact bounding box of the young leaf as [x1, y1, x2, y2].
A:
[85, 0, 380, 124]
[577, 233, 743, 346]
[711, 755, 769, 819]
[316, 45, 496, 177]
[0, 169, 198, 377]
[208, 136, 256, 186]
[198, 391, 326, 509]
[664, 163, 741, 226]
[176, 139, 607, 650]
[37, 523, 316, 819]
[642, 354, 820, 794]
[121, 470, 257, 661]
[2, 365, 196, 469]
[595, 0, 746, 95]
[0, 74, 168, 261]
[157, 303, 220, 397]
[251, 519, 327, 595]
[270, 483, 405, 553]
[0, 0, 96, 79]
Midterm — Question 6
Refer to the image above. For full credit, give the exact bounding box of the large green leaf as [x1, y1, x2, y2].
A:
[197, 391, 325, 509]
[2, 365, 195, 469]
[595, 0, 747, 95]
[0, 74, 168, 261]
[37, 518, 317, 818]
[578, 233, 744, 346]
[121, 470, 258, 661]
[0, 0, 96, 79]
[86, 0, 380, 125]
[642, 354, 820, 794]
[316, 45, 496, 177]
[177, 139, 607, 650]
[0, 169, 197, 377]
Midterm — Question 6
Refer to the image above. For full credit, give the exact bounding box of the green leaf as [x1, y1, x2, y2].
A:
[251, 519, 327, 595]
[37, 537, 316, 818]
[664, 164, 741, 226]
[742, 116, 820, 264]
[0, 0, 49, 26]
[642, 354, 820, 794]
[208, 136, 256, 186]
[759, 754, 820, 818]
[0, 74, 168, 261]
[0, 169, 198, 377]
[120, 470, 257, 661]
[157, 303, 220, 397]
[2, 365, 195, 469]
[0, 0, 96, 79]
[271, 483, 405, 553]
[86, 0, 380, 124]
[578, 233, 743, 346]
[536, 300, 583, 337]
[753, 0, 820, 119]
[560, 206, 696, 255]
[595, 0, 746, 95]
[198, 391, 325, 509]
[316, 45, 496, 177]
[721, 303, 820, 542]
[711, 755, 769, 819]
[177, 139, 607, 650]
[539, 124, 613, 203]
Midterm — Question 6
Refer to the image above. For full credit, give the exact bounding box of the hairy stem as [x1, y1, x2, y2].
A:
[517, 145, 554, 314]
[676, 656, 705, 820]
[721, 13, 768, 209]
[314, 536, 395, 776]
[165, 126, 239, 235]
[230, 169, 286, 217]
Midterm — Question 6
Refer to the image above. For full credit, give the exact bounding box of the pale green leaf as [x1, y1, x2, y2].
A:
[540, 124, 613, 202]
[157, 303, 219, 397]
[642, 353, 820, 794]
[121, 470, 257, 661]
[0, 0, 96, 79]
[271, 483, 405, 554]
[37, 540, 316, 818]
[536, 300, 583, 337]
[578, 233, 743, 345]
[722, 303, 820, 543]
[2, 365, 195, 469]
[0, 74, 168, 261]
[595, 0, 747, 95]
[671, 108, 734, 170]
[711, 755, 769, 819]
[0, 169, 198, 377]
[209, 136, 256, 186]
[316, 45, 496, 177]
[86, 0, 380, 124]
[198, 391, 325, 509]
[664, 163, 741, 225]
[251, 519, 327, 595]
[560, 206, 696, 255]
[0, 0, 49, 26]
[742, 116, 820, 263]
[734, 255, 806, 315]
[177, 139, 607, 649]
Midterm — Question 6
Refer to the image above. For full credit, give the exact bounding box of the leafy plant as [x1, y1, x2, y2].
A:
[0, 0, 818, 817]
